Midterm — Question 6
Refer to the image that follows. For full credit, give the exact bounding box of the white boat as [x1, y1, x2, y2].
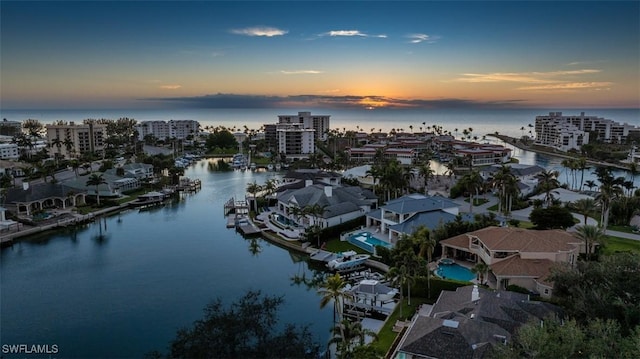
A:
[347, 279, 398, 303]
[275, 163, 282, 171]
[326, 250, 370, 271]
[267, 163, 274, 171]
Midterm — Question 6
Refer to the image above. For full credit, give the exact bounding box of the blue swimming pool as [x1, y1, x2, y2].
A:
[348, 231, 392, 254]
[436, 263, 475, 282]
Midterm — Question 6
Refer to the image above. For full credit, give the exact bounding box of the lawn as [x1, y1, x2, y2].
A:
[323, 237, 369, 255]
[602, 236, 640, 255]
[369, 297, 428, 355]
[609, 224, 639, 234]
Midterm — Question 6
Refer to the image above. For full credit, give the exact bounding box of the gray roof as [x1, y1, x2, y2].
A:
[277, 184, 376, 218]
[383, 194, 458, 215]
[389, 211, 474, 233]
[430, 286, 561, 334]
[400, 315, 500, 359]
[5, 182, 85, 203]
[485, 164, 545, 177]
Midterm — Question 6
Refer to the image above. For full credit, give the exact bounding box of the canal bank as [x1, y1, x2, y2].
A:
[0, 160, 334, 359]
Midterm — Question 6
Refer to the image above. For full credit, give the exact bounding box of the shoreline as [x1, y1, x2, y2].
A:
[487, 134, 632, 171]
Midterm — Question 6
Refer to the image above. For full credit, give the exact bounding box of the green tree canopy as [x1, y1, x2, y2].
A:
[206, 129, 239, 151]
[529, 205, 575, 229]
[154, 290, 318, 359]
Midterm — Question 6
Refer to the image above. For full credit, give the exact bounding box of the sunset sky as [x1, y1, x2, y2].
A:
[1, 1, 638, 110]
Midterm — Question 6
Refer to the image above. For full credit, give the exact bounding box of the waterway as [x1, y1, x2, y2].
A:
[0, 160, 333, 359]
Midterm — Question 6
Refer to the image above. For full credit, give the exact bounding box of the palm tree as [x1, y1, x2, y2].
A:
[575, 224, 606, 260]
[536, 169, 560, 207]
[584, 179, 598, 192]
[246, 181, 262, 213]
[412, 225, 436, 298]
[459, 170, 483, 213]
[576, 157, 589, 191]
[572, 198, 598, 226]
[303, 204, 327, 246]
[329, 319, 378, 359]
[418, 162, 434, 195]
[594, 167, 624, 231]
[471, 262, 490, 285]
[318, 273, 351, 327]
[86, 173, 107, 206]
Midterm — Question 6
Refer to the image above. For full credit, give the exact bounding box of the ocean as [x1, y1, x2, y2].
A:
[2, 107, 639, 139]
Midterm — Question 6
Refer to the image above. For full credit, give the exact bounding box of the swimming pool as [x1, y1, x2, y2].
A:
[436, 263, 475, 282]
[348, 231, 392, 254]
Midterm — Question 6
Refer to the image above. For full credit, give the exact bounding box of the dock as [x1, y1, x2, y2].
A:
[237, 223, 261, 236]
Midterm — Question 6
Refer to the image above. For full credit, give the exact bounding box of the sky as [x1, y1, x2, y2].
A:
[1, 0, 639, 110]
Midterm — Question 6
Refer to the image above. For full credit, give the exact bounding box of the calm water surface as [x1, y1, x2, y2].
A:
[0, 161, 333, 358]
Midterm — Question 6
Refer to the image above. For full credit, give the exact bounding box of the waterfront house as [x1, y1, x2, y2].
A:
[480, 164, 545, 196]
[4, 182, 87, 216]
[393, 285, 561, 359]
[365, 194, 471, 245]
[440, 227, 583, 297]
[275, 182, 377, 230]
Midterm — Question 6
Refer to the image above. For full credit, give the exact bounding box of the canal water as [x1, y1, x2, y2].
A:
[0, 159, 333, 358]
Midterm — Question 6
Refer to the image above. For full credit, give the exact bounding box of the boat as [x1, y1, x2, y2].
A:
[326, 250, 370, 271]
[267, 163, 274, 171]
[346, 279, 398, 303]
[250, 163, 256, 171]
[129, 191, 168, 208]
[275, 163, 281, 171]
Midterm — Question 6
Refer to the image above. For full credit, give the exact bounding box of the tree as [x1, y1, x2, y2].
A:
[529, 206, 575, 229]
[471, 262, 490, 285]
[86, 173, 107, 206]
[318, 273, 350, 328]
[412, 225, 435, 297]
[158, 290, 318, 359]
[246, 181, 262, 213]
[329, 319, 378, 359]
[594, 166, 624, 231]
[418, 162, 434, 195]
[575, 224, 606, 260]
[551, 252, 640, 335]
[571, 197, 598, 226]
[536, 169, 560, 207]
[459, 170, 483, 213]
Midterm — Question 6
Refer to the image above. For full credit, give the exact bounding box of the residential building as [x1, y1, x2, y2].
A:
[4, 182, 87, 216]
[452, 143, 512, 167]
[136, 120, 200, 141]
[45, 122, 106, 158]
[535, 111, 639, 148]
[440, 226, 583, 297]
[480, 164, 545, 196]
[277, 124, 315, 160]
[0, 119, 22, 136]
[275, 181, 377, 230]
[365, 194, 471, 245]
[393, 285, 561, 359]
[0, 143, 19, 160]
[277, 111, 330, 142]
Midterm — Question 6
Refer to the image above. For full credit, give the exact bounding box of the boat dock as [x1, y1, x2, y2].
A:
[223, 197, 249, 216]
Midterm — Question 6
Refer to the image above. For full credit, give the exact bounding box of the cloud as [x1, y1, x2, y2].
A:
[454, 69, 602, 84]
[279, 70, 323, 75]
[517, 82, 613, 91]
[160, 85, 182, 90]
[322, 30, 386, 38]
[230, 26, 287, 37]
[406, 33, 439, 44]
[141, 93, 524, 110]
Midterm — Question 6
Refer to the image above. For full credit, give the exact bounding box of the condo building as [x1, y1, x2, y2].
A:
[535, 112, 639, 151]
[136, 120, 200, 141]
[45, 122, 106, 158]
[277, 124, 315, 160]
[277, 111, 330, 142]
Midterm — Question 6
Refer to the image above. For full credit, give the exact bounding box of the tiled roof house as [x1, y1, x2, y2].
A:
[440, 227, 582, 297]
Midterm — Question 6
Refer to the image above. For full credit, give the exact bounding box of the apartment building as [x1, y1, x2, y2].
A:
[276, 124, 315, 160]
[277, 111, 330, 142]
[535, 112, 638, 149]
[45, 122, 106, 158]
[136, 120, 199, 141]
[0, 143, 19, 160]
[0, 120, 22, 136]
